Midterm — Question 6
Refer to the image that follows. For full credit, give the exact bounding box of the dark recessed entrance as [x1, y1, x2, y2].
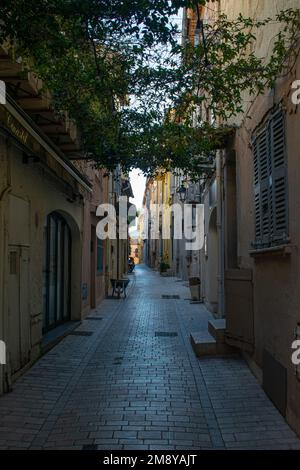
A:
[43, 212, 72, 333]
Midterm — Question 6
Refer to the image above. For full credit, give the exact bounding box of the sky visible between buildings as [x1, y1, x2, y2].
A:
[129, 8, 183, 225]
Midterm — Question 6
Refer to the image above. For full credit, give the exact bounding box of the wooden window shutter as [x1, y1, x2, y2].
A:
[252, 108, 288, 248]
[252, 137, 261, 242]
[270, 110, 288, 242]
[259, 128, 272, 245]
[253, 127, 270, 246]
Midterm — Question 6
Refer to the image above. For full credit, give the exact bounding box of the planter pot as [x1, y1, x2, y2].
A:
[189, 277, 201, 301]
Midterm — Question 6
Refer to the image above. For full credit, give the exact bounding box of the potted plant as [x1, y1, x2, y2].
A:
[160, 261, 170, 274]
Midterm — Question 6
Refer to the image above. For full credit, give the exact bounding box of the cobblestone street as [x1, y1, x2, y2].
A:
[0, 265, 299, 450]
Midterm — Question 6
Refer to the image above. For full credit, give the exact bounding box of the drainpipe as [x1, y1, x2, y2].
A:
[216, 150, 225, 318]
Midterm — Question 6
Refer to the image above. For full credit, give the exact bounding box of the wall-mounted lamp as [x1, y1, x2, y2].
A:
[177, 183, 187, 203]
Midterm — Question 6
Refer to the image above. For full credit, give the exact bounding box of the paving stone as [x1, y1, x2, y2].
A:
[138, 431, 162, 439]
[113, 431, 137, 439]
[123, 444, 149, 450]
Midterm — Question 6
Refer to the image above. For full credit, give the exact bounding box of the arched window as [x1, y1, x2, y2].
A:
[43, 212, 71, 333]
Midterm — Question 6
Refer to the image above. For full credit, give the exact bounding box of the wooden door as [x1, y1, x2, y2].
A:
[8, 246, 30, 374]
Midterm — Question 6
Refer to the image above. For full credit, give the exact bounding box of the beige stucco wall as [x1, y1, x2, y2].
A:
[181, 0, 300, 433]
[200, 182, 219, 313]
[234, 89, 300, 436]
[219, 0, 300, 125]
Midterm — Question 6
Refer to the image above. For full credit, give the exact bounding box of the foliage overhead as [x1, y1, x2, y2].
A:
[0, 1, 300, 177]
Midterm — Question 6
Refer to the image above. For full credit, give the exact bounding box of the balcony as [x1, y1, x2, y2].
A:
[0, 45, 82, 158]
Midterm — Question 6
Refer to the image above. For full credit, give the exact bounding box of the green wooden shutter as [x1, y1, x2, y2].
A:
[260, 128, 272, 245]
[253, 127, 270, 246]
[253, 109, 288, 248]
[253, 136, 261, 242]
[270, 110, 288, 243]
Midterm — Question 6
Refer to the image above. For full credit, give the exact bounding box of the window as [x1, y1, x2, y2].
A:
[192, 205, 197, 231]
[97, 238, 104, 275]
[252, 109, 288, 249]
[209, 180, 217, 208]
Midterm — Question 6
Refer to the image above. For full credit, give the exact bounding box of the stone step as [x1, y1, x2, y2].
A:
[208, 318, 226, 342]
[190, 330, 238, 358]
[190, 331, 217, 357]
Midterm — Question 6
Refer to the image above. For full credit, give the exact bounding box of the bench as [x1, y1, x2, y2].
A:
[110, 278, 130, 298]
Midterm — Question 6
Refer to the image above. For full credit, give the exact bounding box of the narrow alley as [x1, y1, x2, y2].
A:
[0, 266, 299, 450]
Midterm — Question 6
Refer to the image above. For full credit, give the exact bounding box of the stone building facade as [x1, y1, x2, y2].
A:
[0, 46, 108, 393]
[182, 0, 300, 436]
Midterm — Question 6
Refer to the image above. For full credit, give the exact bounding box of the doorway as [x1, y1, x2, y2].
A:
[43, 212, 71, 333]
[90, 225, 96, 309]
[8, 246, 30, 374]
[207, 207, 218, 312]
